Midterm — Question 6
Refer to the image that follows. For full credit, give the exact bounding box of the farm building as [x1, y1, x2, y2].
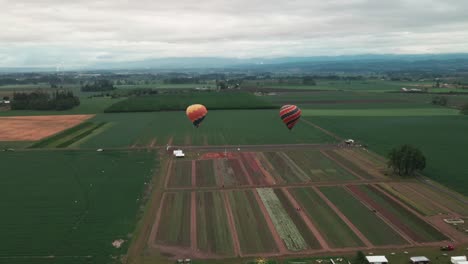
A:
[410, 256, 430, 264]
[366, 256, 388, 264]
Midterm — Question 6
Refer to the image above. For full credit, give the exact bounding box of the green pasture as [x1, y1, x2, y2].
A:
[302, 108, 459, 116]
[104, 92, 276, 112]
[0, 149, 156, 263]
[310, 115, 468, 195]
[77, 110, 335, 148]
[319, 186, 407, 246]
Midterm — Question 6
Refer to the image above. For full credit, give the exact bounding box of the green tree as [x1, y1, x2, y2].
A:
[461, 103, 468, 115]
[388, 144, 426, 176]
[432, 96, 447, 106]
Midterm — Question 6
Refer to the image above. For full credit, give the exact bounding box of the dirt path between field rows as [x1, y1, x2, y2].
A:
[311, 186, 373, 248]
[190, 192, 197, 253]
[281, 188, 330, 250]
[252, 189, 288, 254]
[191, 160, 196, 187]
[222, 191, 242, 257]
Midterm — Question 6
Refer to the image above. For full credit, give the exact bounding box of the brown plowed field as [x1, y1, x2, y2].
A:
[0, 115, 93, 141]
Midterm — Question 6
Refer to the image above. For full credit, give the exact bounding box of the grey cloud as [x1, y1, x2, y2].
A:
[0, 0, 467, 67]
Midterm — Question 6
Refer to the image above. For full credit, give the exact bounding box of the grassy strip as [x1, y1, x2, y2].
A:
[168, 160, 192, 188]
[105, 91, 277, 112]
[361, 185, 447, 242]
[29, 122, 95, 148]
[196, 191, 234, 255]
[56, 122, 106, 148]
[323, 150, 375, 179]
[257, 188, 308, 251]
[228, 190, 278, 254]
[376, 183, 431, 216]
[290, 187, 364, 248]
[319, 186, 407, 246]
[155, 192, 191, 247]
[273, 189, 321, 249]
[196, 160, 217, 187]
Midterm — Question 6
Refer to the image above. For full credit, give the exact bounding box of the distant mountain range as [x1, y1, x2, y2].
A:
[2, 53, 468, 73]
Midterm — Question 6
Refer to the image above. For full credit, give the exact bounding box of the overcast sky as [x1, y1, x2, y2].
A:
[1, 0, 468, 67]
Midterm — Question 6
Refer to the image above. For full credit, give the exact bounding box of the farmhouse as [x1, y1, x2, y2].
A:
[410, 256, 430, 264]
[366, 256, 388, 264]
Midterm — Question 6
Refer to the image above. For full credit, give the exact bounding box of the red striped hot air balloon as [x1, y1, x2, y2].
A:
[280, 105, 301, 130]
[186, 104, 208, 127]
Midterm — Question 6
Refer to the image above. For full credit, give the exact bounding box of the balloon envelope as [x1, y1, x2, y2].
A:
[186, 104, 208, 127]
[280, 105, 301, 130]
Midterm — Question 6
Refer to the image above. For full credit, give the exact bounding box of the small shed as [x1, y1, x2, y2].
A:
[410, 256, 430, 264]
[366, 256, 388, 264]
[451, 256, 467, 264]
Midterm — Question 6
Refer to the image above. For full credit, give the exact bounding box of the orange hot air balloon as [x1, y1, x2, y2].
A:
[186, 104, 208, 127]
[280, 104, 301, 130]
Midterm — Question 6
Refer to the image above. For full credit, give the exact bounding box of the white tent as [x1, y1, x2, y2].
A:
[451, 256, 467, 264]
[366, 256, 388, 264]
[410, 256, 430, 263]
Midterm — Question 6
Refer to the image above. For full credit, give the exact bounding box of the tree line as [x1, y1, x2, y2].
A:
[12, 90, 80, 110]
[81, 80, 116, 92]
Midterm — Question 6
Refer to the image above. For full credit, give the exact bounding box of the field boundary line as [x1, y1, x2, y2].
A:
[320, 150, 365, 180]
[301, 118, 343, 141]
[252, 189, 288, 254]
[344, 185, 417, 246]
[312, 186, 373, 248]
[222, 191, 242, 257]
[281, 188, 330, 250]
[191, 191, 197, 252]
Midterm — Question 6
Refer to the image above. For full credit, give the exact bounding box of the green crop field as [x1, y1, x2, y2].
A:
[0, 97, 123, 117]
[167, 160, 192, 188]
[273, 189, 321, 249]
[77, 110, 335, 148]
[289, 187, 364, 248]
[355, 185, 447, 242]
[196, 191, 234, 255]
[104, 92, 277, 112]
[284, 151, 357, 181]
[0, 149, 156, 264]
[319, 186, 407, 246]
[321, 150, 376, 179]
[257, 188, 309, 251]
[155, 192, 191, 247]
[196, 160, 217, 187]
[227, 190, 278, 254]
[310, 115, 468, 195]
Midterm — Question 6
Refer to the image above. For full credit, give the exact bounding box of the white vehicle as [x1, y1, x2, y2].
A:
[344, 139, 355, 144]
[173, 149, 185, 158]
